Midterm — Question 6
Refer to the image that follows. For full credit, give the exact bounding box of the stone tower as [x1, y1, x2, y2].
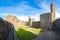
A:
[51, 3, 55, 22]
[28, 16, 32, 27]
[28, 16, 35, 27]
[40, 3, 56, 29]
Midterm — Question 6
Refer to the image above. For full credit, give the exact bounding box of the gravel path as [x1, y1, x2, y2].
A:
[33, 31, 59, 40]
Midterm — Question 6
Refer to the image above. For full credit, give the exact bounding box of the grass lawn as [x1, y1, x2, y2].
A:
[16, 26, 42, 40]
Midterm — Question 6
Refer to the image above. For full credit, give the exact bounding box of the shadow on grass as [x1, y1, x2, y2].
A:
[16, 29, 36, 40]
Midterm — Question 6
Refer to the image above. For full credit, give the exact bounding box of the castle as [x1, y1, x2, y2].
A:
[28, 3, 56, 29]
[5, 3, 56, 30]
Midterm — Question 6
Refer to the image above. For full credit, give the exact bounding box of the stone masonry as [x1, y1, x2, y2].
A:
[40, 3, 55, 30]
[28, 3, 56, 29]
[0, 18, 18, 40]
[6, 14, 25, 30]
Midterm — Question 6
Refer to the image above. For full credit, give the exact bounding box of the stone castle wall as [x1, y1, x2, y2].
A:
[32, 21, 40, 28]
[40, 3, 55, 30]
[0, 18, 18, 40]
[28, 17, 40, 28]
[6, 15, 25, 30]
[40, 13, 52, 29]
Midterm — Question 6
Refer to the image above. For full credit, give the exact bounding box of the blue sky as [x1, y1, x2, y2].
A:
[0, 0, 60, 21]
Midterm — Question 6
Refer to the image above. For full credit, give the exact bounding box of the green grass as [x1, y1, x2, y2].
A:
[16, 26, 42, 40]
[16, 29, 36, 40]
[18, 26, 42, 34]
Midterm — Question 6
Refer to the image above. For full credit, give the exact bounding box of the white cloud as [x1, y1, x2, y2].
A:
[56, 11, 60, 19]
[0, 0, 50, 21]
[55, 7, 60, 19]
[1, 0, 60, 21]
[16, 13, 40, 21]
[36, 0, 50, 12]
[17, 15, 28, 21]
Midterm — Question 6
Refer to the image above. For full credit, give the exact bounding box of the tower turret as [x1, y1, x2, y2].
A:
[51, 3, 55, 22]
